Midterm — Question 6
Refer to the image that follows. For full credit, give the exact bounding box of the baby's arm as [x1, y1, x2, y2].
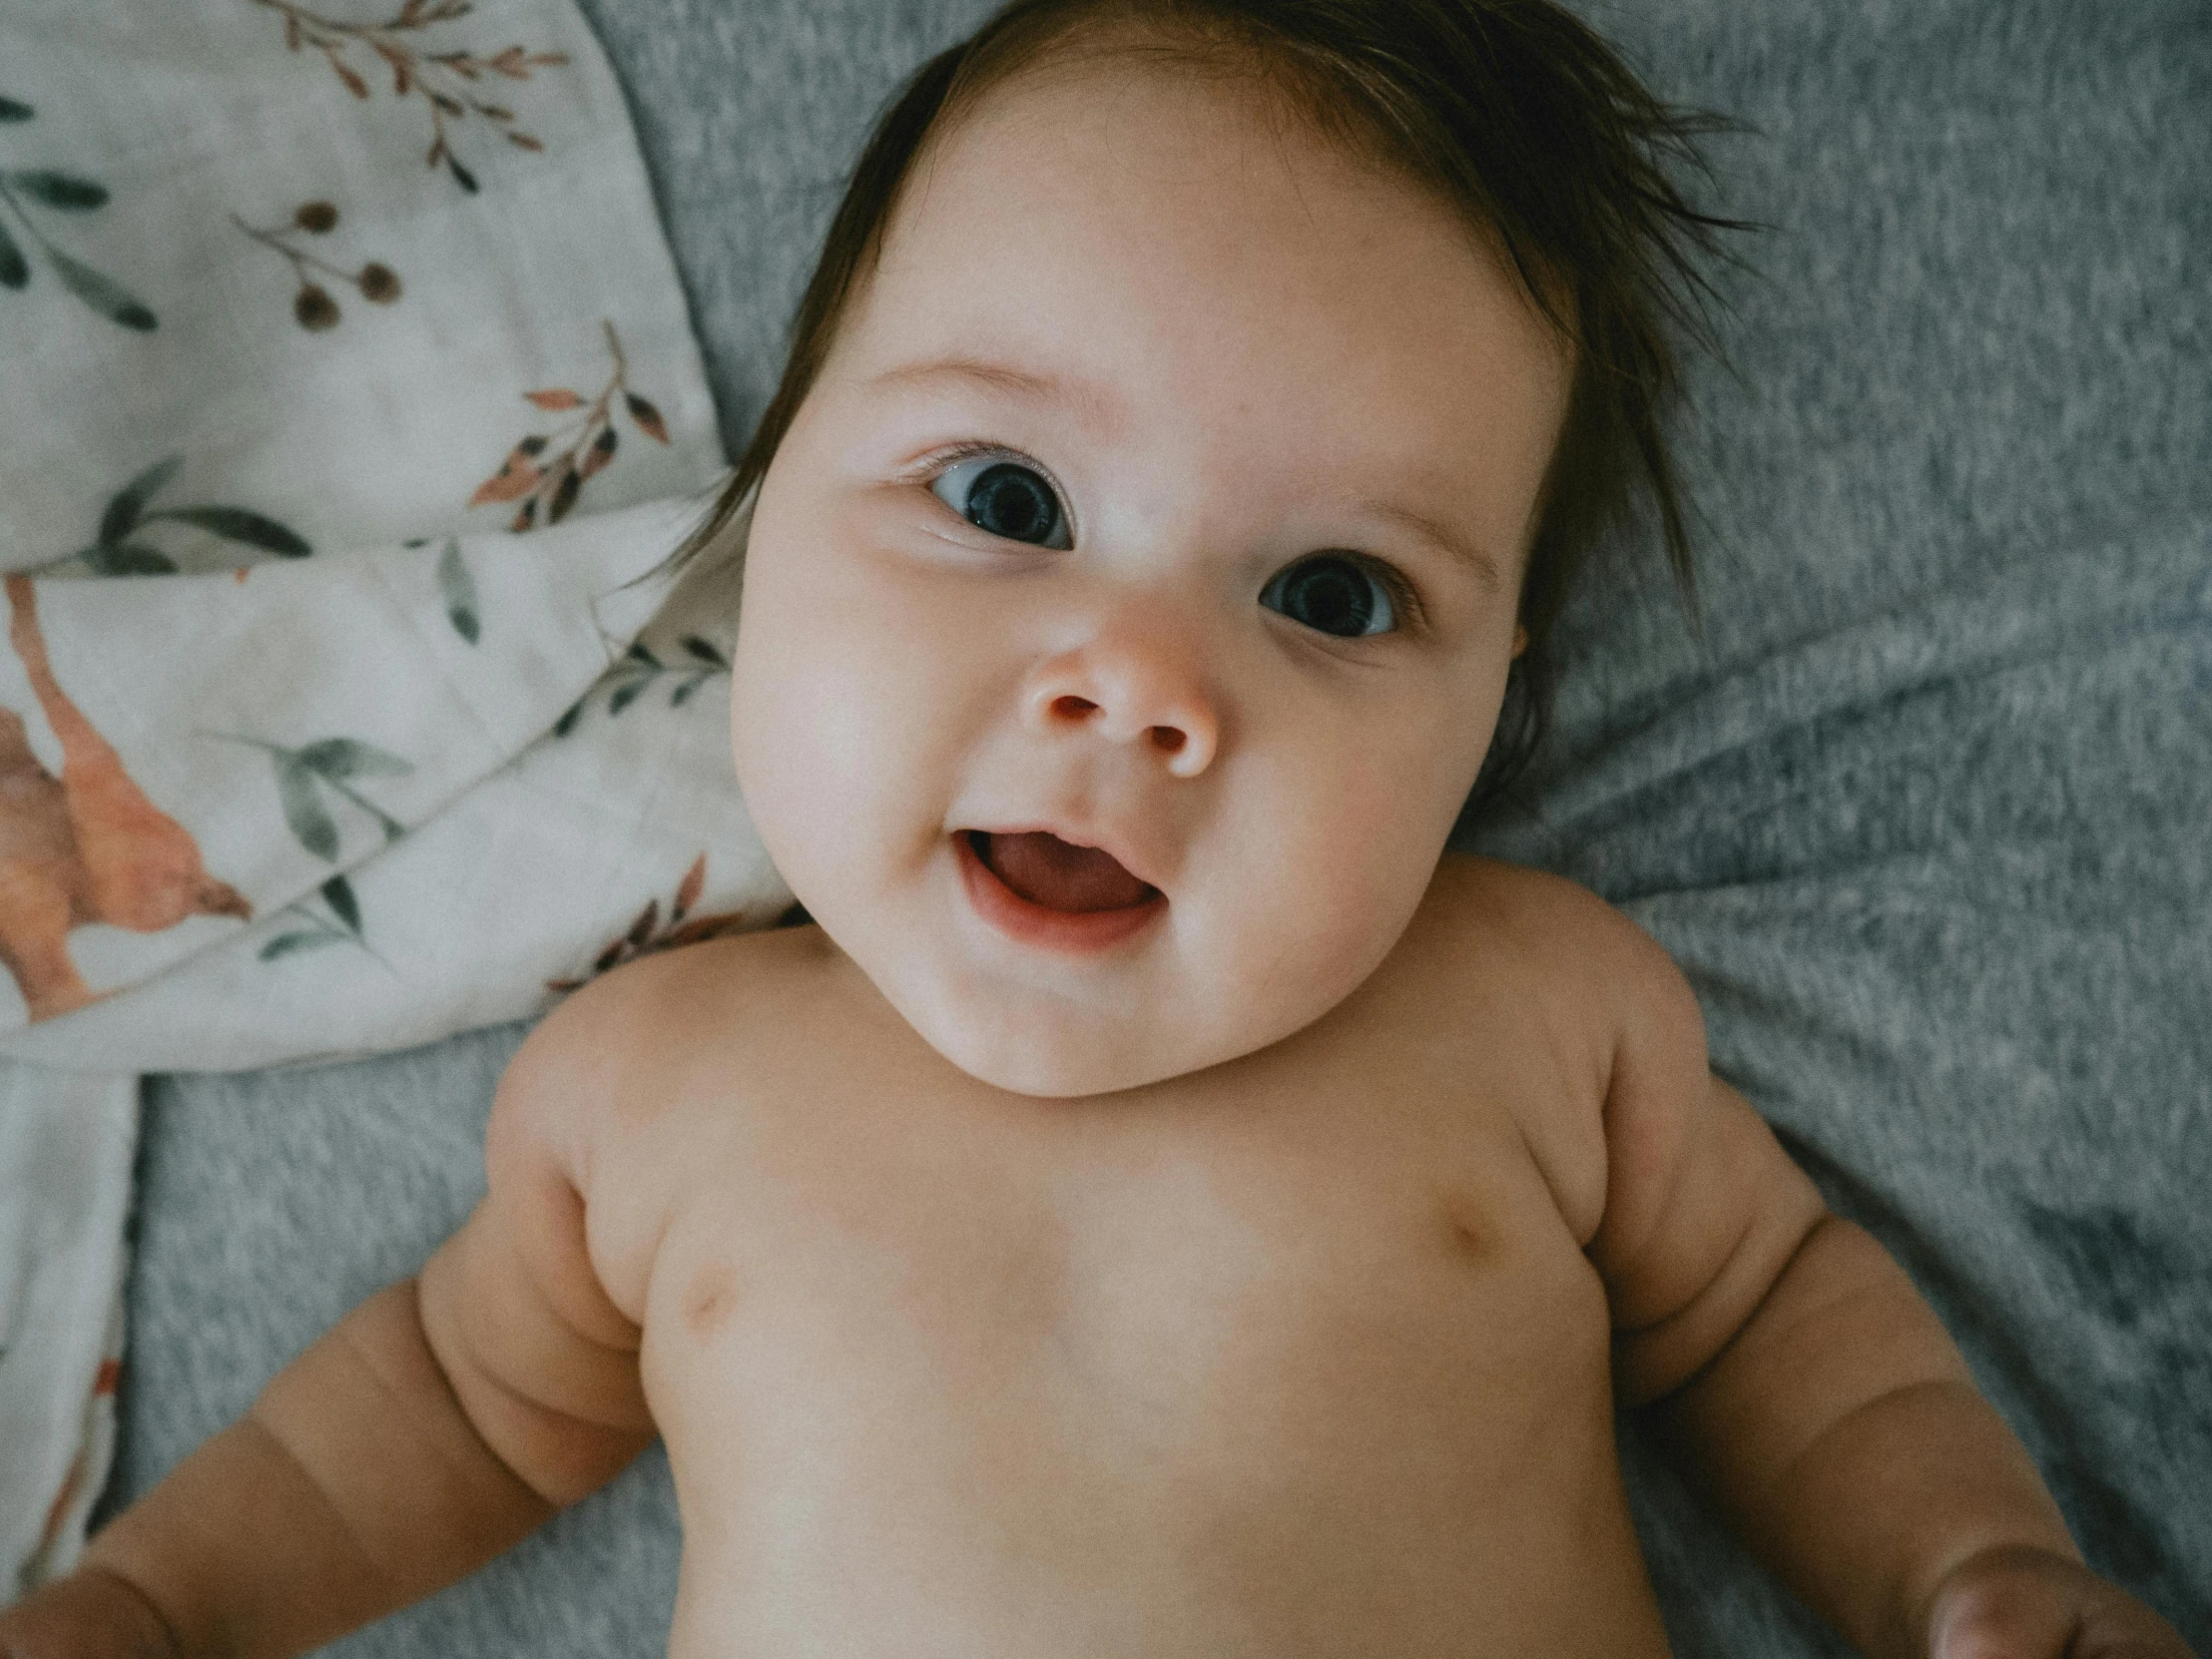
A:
[0, 982, 657, 1659]
[1586, 922, 2192, 1659]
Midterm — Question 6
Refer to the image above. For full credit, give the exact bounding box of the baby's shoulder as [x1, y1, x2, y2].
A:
[1419, 851, 1685, 1016]
[509, 921, 835, 1136]
[486, 922, 837, 1319]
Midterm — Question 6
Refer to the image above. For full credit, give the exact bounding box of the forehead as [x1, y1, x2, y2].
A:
[829, 54, 1571, 562]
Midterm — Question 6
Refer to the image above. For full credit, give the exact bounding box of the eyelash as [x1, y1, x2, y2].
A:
[910, 440, 1428, 635]
[912, 440, 1055, 502]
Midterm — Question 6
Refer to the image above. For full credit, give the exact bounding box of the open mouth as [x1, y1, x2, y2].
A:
[955, 829, 1165, 952]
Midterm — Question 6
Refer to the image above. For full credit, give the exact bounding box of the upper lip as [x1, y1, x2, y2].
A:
[962, 821, 1166, 896]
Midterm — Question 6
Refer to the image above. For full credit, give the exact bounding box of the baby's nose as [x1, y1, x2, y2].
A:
[1022, 625, 1219, 780]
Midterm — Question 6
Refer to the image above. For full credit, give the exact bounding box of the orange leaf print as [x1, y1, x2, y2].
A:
[524, 387, 582, 410]
[469, 443, 543, 506]
[577, 424, 618, 479]
[674, 853, 706, 919]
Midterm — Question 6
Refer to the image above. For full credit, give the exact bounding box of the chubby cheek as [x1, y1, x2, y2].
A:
[1202, 681, 1487, 1036]
[729, 507, 985, 915]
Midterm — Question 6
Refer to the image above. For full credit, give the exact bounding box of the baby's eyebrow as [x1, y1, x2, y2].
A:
[862, 354, 1121, 434]
[1350, 497, 1505, 595]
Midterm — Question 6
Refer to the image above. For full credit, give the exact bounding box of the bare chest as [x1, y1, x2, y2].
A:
[620, 1012, 1653, 1656]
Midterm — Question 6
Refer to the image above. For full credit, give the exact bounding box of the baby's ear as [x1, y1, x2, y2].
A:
[1511, 625, 1529, 659]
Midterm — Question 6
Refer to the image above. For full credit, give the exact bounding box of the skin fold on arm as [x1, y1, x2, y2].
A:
[4, 986, 657, 1659]
[1588, 928, 2087, 1659]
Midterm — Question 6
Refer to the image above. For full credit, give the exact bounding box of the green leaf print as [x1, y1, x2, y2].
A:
[274, 755, 341, 860]
[44, 245, 156, 330]
[296, 738, 412, 781]
[64, 457, 310, 576]
[99, 457, 183, 546]
[436, 538, 480, 644]
[203, 731, 416, 866]
[4, 170, 107, 210]
[553, 632, 731, 736]
[81, 543, 177, 576]
[0, 97, 157, 330]
[258, 872, 391, 970]
[147, 506, 310, 557]
[320, 873, 360, 934]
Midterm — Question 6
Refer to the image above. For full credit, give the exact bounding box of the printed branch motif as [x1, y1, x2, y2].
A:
[471, 319, 673, 530]
[197, 725, 413, 973]
[40, 456, 311, 577]
[546, 854, 752, 992]
[553, 635, 728, 737]
[250, 0, 569, 194]
[0, 576, 253, 1022]
[196, 730, 414, 970]
[261, 871, 395, 968]
[0, 95, 157, 330]
[233, 199, 401, 329]
[195, 717, 424, 974]
[201, 733, 413, 863]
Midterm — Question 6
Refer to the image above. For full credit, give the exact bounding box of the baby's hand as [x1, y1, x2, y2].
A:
[0, 1568, 178, 1659]
[1928, 1545, 2196, 1659]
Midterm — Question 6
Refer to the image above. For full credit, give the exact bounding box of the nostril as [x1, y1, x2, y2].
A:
[1148, 726, 1185, 754]
[1051, 695, 1098, 720]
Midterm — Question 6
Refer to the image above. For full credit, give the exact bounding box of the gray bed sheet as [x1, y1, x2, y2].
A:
[100, 0, 2211, 1653]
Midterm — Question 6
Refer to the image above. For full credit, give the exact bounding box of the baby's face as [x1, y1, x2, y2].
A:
[732, 57, 1569, 1097]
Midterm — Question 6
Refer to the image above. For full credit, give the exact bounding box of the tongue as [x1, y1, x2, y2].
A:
[979, 831, 1154, 912]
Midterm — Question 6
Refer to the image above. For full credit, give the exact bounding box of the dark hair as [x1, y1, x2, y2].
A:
[672, 0, 1758, 816]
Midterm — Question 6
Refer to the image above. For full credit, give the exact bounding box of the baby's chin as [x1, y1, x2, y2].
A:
[859, 953, 1284, 1100]
[911, 994, 1220, 1101]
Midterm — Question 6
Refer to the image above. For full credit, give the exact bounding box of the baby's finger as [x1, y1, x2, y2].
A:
[1930, 1564, 2078, 1659]
[1928, 1547, 2198, 1659]
[2066, 1597, 2198, 1659]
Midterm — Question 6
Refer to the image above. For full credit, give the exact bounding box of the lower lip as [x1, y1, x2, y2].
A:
[954, 830, 1167, 954]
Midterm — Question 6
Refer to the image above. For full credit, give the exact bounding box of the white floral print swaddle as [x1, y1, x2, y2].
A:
[0, 0, 786, 1593]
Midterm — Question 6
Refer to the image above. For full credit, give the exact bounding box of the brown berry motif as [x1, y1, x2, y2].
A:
[470, 320, 673, 530]
[254, 0, 568, 194]
[235, 201, 403, 331]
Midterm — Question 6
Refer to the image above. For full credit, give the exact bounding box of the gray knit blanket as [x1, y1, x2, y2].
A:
[104, 1, 2211, 1652]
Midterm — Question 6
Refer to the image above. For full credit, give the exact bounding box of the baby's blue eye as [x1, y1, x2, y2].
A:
[1260, 554, 1398, 638]
[930, 455, 1072, 550]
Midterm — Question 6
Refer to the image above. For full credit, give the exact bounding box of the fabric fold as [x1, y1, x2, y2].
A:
[0, 0, 779, 1590]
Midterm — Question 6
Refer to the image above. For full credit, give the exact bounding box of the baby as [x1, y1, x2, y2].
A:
[3, 1, 2194, 1656]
